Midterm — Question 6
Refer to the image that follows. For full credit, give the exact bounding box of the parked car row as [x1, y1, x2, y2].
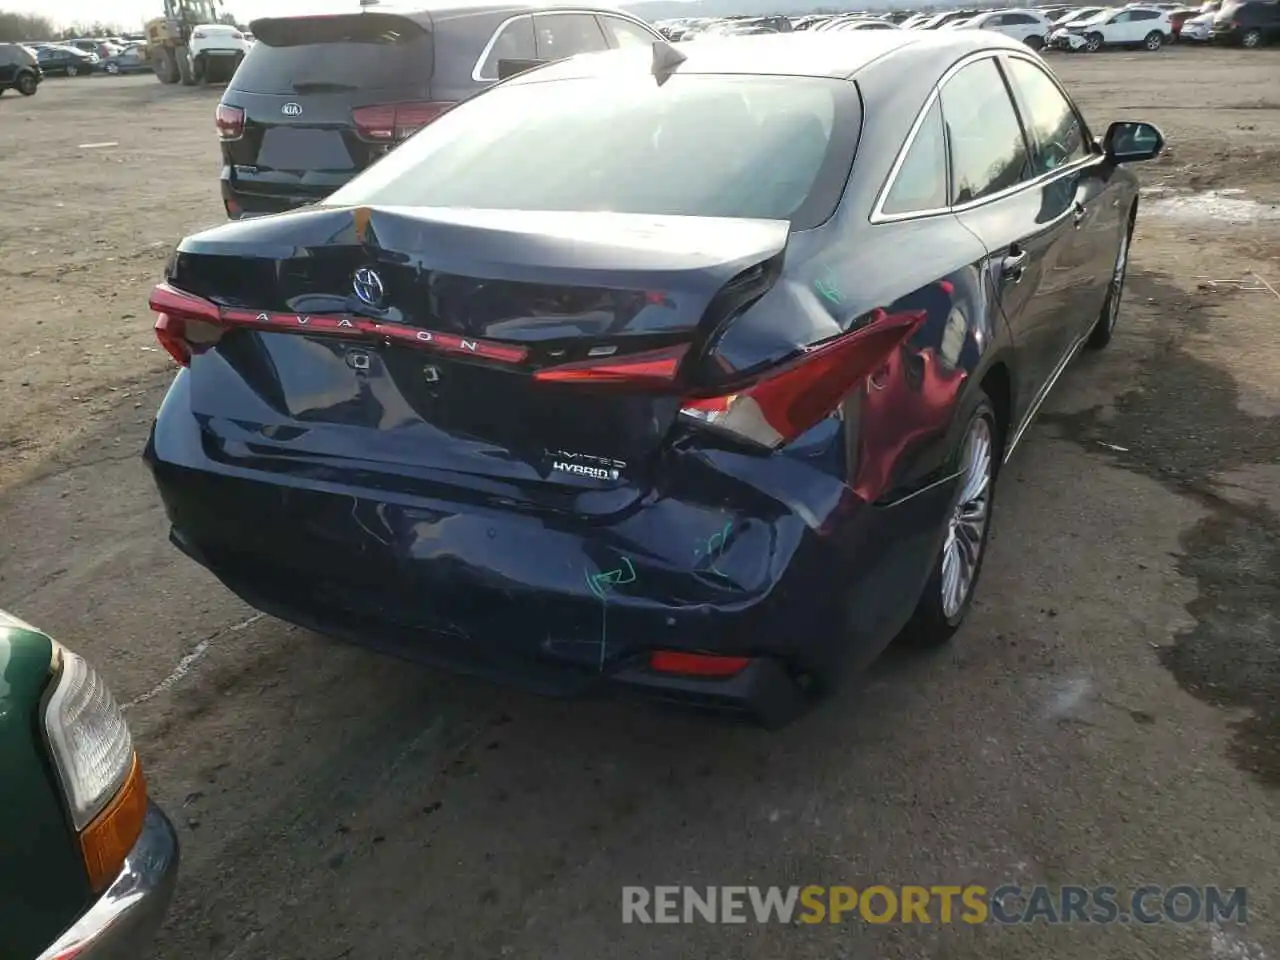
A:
[654, 0, 1277, 47]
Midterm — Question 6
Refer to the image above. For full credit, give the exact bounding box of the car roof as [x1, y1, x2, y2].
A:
[254, 0, 640, 28]
[506, 30, 1035, 84]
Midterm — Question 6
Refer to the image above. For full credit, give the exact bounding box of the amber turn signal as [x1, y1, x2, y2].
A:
[80, 753, 147, 893]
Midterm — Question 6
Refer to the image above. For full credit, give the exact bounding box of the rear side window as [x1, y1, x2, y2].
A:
[881, 100, 948, 215]
[325, 74, 855, 229]
[234, 14, 433, 94]
[1131, 10, 1161, 19]
[939, 58, 1031, 204]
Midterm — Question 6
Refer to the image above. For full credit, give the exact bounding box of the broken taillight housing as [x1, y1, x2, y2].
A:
[351, 101, 457, 142]
[214, 103, 244, 141]
[677, 313, 925, 451]
[150, 284, 225, 367]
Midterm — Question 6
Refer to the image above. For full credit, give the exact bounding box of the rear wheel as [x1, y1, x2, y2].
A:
[1144, 30, 1164, 49]
[900, 394, 999, 648]
[1087, 214, 1134, 350]
[1085, 31, 1104, 51]
[1025, 34, 1044, 49]
[17, 72, 38, 96]
[1242, 27, 1263, 46]
[66, 63, 80, 77]
[105, 61, 120, 74]
[155, 47, 179, 84]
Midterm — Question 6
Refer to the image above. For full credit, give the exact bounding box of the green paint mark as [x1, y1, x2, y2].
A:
[815, 271, 843, 305]
[586, 556, 636, 601]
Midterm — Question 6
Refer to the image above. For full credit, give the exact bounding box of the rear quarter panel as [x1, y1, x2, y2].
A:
[0, 625, 94, 958]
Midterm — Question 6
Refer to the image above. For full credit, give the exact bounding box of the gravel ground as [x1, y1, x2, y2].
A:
[0, 45, 1278, 960]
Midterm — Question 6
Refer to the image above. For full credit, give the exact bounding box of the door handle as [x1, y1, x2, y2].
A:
[1000, 249, 1028, 282]
[1073, 201, 1087, 226]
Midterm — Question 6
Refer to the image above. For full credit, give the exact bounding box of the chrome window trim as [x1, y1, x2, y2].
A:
[869, 48, 1100, 225]
[470, 9, 659, 82]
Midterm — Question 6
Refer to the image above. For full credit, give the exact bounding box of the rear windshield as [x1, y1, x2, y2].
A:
[233, 14, 433, 94]
[324, 72, 858, 228]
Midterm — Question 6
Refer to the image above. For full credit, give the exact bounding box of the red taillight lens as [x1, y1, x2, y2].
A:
[649, 651, 751, 678]
[149, 284, 226, 367]
[215, 103, 244, 140]
[351, 101, 457, 142]
[532, 344, 688, 388]
[679, 311, 925, 451]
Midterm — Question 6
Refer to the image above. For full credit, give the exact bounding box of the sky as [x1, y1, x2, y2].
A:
[7, 0, 358, 29]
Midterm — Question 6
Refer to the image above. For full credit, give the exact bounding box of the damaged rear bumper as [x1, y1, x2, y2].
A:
[145, 405, 953, 724]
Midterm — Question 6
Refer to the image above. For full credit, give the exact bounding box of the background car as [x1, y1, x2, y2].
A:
[0, 609, 179, 958]
[953, 9, 1055, 48]
[35, 45, 99, 76]
[1051, 5, 1173, 49]
[102, 43, 152, 75]
[0, 42, 42, 95]
[188, 23, 252, 83]
[1211, 0, 1280, 44]
[216, 1, 662, 219]
[146, 31, 1163, 727]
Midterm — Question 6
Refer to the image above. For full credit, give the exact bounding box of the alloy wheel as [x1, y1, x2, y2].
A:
[1086, 33, 1102, 51]
[1242, 28, 1261, 47]
[1107, 228, 1130, 333]
[1145, 32, 1162, 49]
[941, 417, 993, 619]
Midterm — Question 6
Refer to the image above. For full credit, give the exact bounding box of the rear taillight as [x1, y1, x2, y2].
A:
[531, 344, 688, 388]
[215, 103, 244, 140]
[351, 101, 456, 142]
[679, 311, 925, 451]
[150, 285, 224, 367]
[231, 29, 244, 39]
[192, 29, 206, 39]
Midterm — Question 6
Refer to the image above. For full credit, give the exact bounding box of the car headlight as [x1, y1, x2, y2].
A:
[43, 647, 134, 830]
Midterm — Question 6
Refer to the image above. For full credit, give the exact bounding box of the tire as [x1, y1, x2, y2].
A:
[105, 61, 120, 74]
[176, 46, 196, 86]
[1144, 30, 1164, 49]
[1025, 34, 1044, 50]
[1241, 27, 1263, 47]
[66, 63, 80, 77]
[155, 47, 179, 84]
[1087, 212, 1134, 350]
[16, 72, 38, 96]
[1085, 31, 1104, 51]
[899, 393, 1000, 648]
[194, 54, 208, 85]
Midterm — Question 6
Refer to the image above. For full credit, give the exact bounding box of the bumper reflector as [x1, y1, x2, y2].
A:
[649, 651, 751, 678]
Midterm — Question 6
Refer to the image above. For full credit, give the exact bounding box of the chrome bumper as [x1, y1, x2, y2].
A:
[38, 804, 179, 960]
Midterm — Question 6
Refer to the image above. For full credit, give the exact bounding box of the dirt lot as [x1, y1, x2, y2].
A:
[1, 46, 1279, 960]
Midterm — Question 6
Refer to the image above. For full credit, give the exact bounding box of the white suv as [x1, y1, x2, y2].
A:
[1049, 5, 1173, 49]
[955, 8, 1054, 48]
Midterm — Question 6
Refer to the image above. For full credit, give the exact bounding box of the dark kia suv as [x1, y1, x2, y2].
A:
[1211, 0, 1280, 44]
[217, 3, 663, 218]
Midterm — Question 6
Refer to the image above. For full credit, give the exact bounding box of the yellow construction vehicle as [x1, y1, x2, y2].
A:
[144, 0, 240, 85]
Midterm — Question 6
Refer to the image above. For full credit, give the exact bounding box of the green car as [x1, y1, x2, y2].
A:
[0, 609, 178, 959]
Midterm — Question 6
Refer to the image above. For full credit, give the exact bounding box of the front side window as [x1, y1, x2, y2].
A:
[939, 58, 1031, 204]
[600, 16, 658, 47]
[326, 75, 850, 228]
[1005, 57, 1088, 174]
[533, 13, 609, 60]
[477, 17, 536, 80]
[881, 100, 948, 215]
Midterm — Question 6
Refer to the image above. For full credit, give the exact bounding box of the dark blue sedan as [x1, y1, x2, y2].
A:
[102, 43, 151, 75]
[142, 32, 1164, 725]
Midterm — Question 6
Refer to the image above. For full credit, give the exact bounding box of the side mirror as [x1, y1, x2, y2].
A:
[497, 58, 546, 80]
[1104, 120, 1165, 163]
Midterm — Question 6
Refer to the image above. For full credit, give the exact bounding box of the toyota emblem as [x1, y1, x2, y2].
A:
[281, 102, 302, 117]
[352, 267, 386, 308]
